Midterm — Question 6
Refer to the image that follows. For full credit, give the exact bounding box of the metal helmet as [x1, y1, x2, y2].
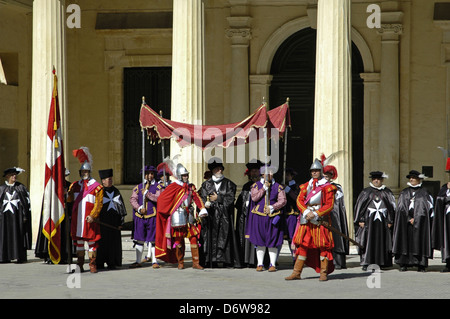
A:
[80, 161, 92, 171]
[175, 163, 189, 180]
[310, 158, 323, 171]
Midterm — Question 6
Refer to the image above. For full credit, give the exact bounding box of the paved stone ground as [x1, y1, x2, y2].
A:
[0, 231, 448, 304]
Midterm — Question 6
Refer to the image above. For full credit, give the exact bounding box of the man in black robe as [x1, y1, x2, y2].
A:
[323, 165, 349, 269]
[96, 169, 127, 269]
[235, 159, 263, 267]
[393, 170, 433, 272]
[282, 167, 300, 264]
[432, 178, 450, 272]
[354, 171, 396, 270]
[0, 167, 32, 263]
[199, 157, 242, 268]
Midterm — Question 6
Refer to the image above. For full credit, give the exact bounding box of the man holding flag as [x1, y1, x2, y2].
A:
[34, 69, 69, 265]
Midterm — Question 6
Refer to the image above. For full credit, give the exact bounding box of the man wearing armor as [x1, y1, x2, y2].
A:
[67, 148, 104, 273]
[155, 163, 208, 269]
[285, 159, 337, 281]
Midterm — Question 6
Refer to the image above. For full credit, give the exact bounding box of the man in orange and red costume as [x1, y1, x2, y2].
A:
[285, 158, 337, 281]
[68, 147, 104, 273]
[155, 163, 208, 269]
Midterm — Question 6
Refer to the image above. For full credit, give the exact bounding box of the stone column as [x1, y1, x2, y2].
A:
[249, 75, 272, 111]
[360, 72, 381, 175]
[313, 0, 353, 234]
[170, 0, 205, 187]
[30, 0, 67, 242]
[376, 11, 403, 191]
[434, 21, 450, 176]
[225, 12, 252, 187]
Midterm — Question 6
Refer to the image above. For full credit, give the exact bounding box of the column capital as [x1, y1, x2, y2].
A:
[225, 28, 252, 44]
[360, 72, 380, 83]
[377, 23, 403, 37]
[249, 74, 273, 85]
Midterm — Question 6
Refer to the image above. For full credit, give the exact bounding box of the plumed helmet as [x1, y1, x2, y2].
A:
[310, 158, 323, 171]
[80, 161, 91, 171]
[175, 163, 189, 179]
[73, 146, 93, 173]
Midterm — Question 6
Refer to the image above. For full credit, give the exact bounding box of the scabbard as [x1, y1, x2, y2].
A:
[319, 220, 363, 249]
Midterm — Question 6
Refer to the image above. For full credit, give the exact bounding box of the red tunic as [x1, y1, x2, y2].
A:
[293, 178, 336, 273]
[155, 182, 205, 263]
[67, 179, 104, 242]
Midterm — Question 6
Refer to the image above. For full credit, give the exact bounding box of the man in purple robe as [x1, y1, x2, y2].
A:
[129, 165, 162, 268]
[245, 165, 287, 272]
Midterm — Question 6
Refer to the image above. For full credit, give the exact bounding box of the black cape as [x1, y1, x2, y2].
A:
[432, 184, 450, 262]
[392, 185, 433, 267]
[199, 177, 242, 267]
[330, 183, 349, 268]
[96, 186, 127, 268]
[283, 181, 300, 242]
[234, 180, 256, 266]
[0, 182, 32, 262]
[354, 185, 396, 267]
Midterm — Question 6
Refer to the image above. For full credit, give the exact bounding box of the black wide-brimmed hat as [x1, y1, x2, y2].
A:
[406, 170, 426, 179]
[369, 171, 388, 179]
[207, 157, 225, 171]
[246, 159, 264, 170]
[3, 167, 24, 177]
[99, 168, 113, 180]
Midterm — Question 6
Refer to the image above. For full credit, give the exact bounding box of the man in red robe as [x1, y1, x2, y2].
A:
[285, 158, 337, 281]
[155, 163, 208, 269]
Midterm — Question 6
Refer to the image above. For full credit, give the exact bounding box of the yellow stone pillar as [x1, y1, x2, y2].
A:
[313, 0, 353, 235]
[30, 0, 67, 243]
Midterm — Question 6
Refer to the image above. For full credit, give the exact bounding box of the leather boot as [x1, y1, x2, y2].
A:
[285, 257, 305, 280]
[319, 258, 328, 281]
[76, 251, 85, 273]
[88, 251, 98, 273]
[190, 244, 204, 270]
[176, 245, 184, 270]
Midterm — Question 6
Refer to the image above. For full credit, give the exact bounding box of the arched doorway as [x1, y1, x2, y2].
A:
[269, 27, 364, 205]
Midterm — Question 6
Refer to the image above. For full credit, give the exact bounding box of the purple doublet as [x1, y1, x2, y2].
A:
[131, 182, 159, 242]
[245, 181, 286, 248]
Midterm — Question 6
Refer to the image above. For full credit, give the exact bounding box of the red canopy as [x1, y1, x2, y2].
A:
[139, 102, 291, 149]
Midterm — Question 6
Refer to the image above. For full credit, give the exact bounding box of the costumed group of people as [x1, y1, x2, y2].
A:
[1, 148, 450, 282]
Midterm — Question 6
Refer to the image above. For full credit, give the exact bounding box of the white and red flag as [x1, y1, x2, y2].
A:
[41, 68, 66, 264]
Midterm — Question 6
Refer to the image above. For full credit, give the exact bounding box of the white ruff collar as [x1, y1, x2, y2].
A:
[370, 182, 386, 190]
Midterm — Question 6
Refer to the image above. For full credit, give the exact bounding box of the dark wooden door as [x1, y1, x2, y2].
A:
[123, 67, 171, 185]
[269, 27, 364, 206]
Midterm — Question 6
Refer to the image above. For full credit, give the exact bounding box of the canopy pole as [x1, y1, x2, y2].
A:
[142, 96, 146, 187]
[160, 110, 167, 186]
[263, 97, 269, 208]
[282, 97, 289, 185]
